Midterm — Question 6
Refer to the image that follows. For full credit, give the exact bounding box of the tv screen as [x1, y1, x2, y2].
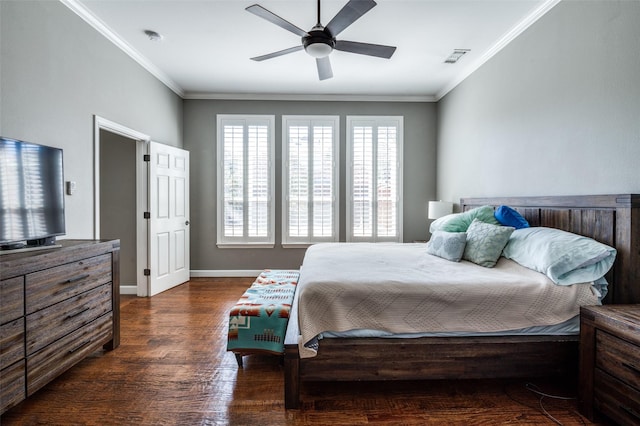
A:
[0, 137, 66, 249]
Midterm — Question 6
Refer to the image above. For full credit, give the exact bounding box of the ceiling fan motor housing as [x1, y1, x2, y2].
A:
[303, 27, 335, 57]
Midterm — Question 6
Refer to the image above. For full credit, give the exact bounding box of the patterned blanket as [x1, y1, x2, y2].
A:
[227, 270, 299, 355]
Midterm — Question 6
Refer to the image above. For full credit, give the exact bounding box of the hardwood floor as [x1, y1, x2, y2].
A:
[1, 278, 611, 425]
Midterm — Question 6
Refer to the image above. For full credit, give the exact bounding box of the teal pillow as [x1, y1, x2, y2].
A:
[502, 227, 616, 285]
[463, 219, 515, 267]
[495, 205, 529, 229]
[430, 205, 500, 233]
[427, 231, 467, 262]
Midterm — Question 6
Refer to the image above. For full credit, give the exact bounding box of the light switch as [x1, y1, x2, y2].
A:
[66, 181, 76, 195]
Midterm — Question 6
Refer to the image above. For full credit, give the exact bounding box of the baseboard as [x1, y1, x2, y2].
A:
[119, 272, 261, 295]
[190, 270, 264, 278]
[120, 285, 137, 295]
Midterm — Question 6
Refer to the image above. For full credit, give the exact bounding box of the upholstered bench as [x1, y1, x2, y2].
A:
[227, 269, 299, 367]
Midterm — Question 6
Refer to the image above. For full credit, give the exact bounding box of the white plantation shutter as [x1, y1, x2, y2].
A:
[312, 124, 334, 238]
[377, 125, 398, 237]
[351, 125, 374, 238]
[282, 116, 339, 245]
[347, 116, 403, 242]
[247, 125, 269, 237]
[222, 124, 244, 237]
[288, 125, 309, 237]
[217, 115, 274, 246]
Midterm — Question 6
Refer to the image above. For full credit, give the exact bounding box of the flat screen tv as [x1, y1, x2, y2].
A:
[0, 136, 66, 250]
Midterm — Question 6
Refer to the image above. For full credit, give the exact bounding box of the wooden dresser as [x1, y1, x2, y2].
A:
[579, 305, 640, 425]
[0, 240, 120, 414]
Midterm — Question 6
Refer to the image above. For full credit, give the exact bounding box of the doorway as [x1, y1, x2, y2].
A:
[94, 116, 190, 297]
[94, 116, 149, 296]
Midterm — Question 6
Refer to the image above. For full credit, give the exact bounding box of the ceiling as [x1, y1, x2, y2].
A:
[63, 0, 558, 101]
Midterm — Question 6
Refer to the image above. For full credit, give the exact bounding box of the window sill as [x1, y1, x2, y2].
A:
[281, 243, 313, 249]
[216, 243, 275, 249]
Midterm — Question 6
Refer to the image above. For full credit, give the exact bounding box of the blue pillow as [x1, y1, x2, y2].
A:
[494, 205, 529, 229]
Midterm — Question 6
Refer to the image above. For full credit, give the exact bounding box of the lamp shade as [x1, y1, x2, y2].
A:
[428, 201, 453, 220]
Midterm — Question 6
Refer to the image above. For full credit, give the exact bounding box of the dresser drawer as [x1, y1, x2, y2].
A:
[27, 312, 112, 396]
[0, 317, 25, 369]
[0, 277, 24, 324]
[596, 329, 640, 389]
[0, 360, 26, 414]
[26, 284, 112, 355]
[595, 368, 640, 426]
[25, 253, 112, 314]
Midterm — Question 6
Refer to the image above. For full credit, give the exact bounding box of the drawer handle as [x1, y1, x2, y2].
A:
[620, 404, 640, 421]
[622, 362, 640, 375]
[65, 274, 90, 284]
[68, 339, 92, 354]
[65, 307, 91, 319]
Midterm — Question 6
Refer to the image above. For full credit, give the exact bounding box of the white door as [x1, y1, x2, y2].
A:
[148, 141, 190, 296]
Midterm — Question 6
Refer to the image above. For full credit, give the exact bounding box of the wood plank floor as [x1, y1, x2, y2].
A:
[1, 278, 612, 425]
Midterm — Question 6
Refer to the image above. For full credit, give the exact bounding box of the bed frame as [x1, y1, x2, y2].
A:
[282, 194, 640, 409]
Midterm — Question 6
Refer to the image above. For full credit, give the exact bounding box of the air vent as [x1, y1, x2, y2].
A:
[444, 49, 470, 64]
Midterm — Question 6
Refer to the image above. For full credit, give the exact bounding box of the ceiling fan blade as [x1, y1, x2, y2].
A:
[316, 56, 333, 80]
[334, 40, 396, 58]
[325, 0, 377, 37]
[245, 4, 308, 37]
[251, 45, 304, 61]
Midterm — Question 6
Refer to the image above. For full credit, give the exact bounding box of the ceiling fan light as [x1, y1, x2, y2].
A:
[305, 42, 333, 58]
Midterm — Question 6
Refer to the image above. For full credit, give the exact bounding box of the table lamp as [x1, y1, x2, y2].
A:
[428, 201, 453, 220]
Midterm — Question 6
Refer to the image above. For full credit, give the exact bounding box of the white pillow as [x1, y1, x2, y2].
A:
[426, 231, 467, 262]
[502, 227, 616, 285]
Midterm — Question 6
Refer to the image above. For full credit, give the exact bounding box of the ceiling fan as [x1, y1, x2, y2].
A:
[246, 0, 397, 81]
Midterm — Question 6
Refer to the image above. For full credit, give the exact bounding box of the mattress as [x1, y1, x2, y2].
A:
[320, 315, 580, 339]
[297, 243, 601, 358]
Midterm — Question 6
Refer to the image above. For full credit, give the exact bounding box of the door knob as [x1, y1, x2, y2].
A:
[185, 220, 190, 226]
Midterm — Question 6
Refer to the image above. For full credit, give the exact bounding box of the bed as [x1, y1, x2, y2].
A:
[283, 194, 640, 409]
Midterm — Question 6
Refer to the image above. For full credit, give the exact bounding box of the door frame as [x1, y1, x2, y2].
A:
[94, 115, 150, 296]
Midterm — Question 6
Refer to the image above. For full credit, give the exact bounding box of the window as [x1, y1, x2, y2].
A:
[217, 115, 275, 247]
[282, 116, 339, 246]
[346, 116, 403, 242]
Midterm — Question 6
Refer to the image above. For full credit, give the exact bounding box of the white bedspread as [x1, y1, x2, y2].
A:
[297, 243, 599, 358]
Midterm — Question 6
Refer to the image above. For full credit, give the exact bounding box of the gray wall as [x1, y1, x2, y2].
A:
[437, 0, 640, 207]
[0, 1, 183, 240]
[184, 100, 436, 271]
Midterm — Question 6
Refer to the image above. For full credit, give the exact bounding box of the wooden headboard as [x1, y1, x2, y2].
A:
[460, 194, 640, 305]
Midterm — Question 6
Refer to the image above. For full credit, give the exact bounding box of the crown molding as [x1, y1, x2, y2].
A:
[435, 0, 561, 101]
[60, 0, 185, 98]
[183, 92, 437, 103]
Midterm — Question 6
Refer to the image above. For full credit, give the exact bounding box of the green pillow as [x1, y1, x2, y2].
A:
[463, 219, 514, 267]
[430, 205, 500, 233]
[427, 231, 467, 262]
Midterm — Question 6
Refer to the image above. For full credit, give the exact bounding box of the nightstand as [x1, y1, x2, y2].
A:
[579, 305, 640, 425]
